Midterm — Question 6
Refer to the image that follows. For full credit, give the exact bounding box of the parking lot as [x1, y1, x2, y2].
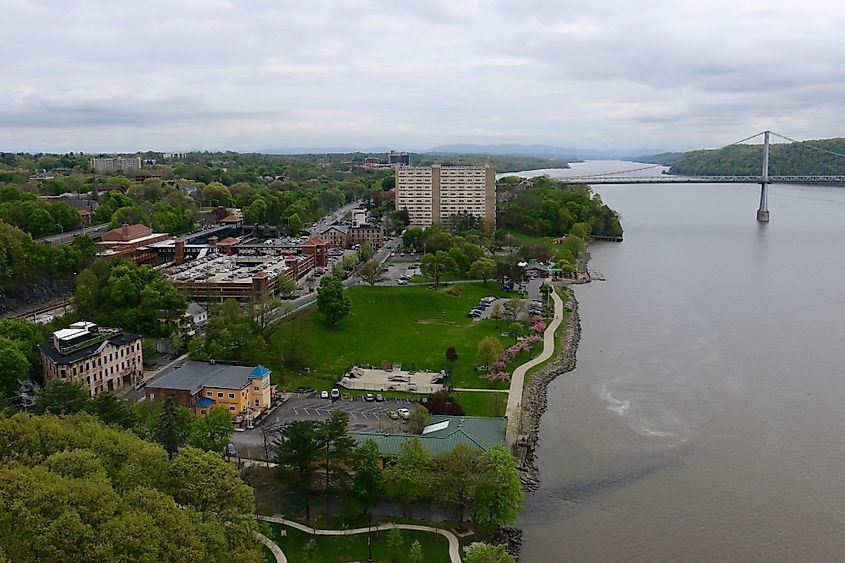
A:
[230, 394, 419, 458]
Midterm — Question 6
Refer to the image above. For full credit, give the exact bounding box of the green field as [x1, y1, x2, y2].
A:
[264, 523, 451, 563]
[265, 283, 516, 391]
[451, 390, 508, 417]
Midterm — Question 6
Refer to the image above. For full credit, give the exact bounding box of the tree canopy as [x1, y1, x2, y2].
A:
[316, 275, 351, 326]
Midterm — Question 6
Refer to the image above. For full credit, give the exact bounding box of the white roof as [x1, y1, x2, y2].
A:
[423, 420, 450, 434]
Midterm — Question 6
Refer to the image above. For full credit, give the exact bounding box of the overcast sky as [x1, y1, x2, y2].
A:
[2, 0, 844, 153]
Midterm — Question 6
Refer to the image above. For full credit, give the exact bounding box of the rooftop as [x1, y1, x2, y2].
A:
[147, 360, 271, 395]
[352, 415, 506, 457]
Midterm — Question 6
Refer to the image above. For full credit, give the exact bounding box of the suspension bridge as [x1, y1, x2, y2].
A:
[553, 130, 845, 223]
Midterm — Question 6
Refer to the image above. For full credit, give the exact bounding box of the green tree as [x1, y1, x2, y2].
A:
[445, 346, 459, 370]
[189, 405, 234, 454]
[277, 275, 297, 298]
[383, 438, 432, 516]
[350, 440, 385, 516]
[476, 336, 504, 369]
[463, 542, 516, 563]
[402, 227, 425, 250]
[420, 251, 457, 288]
[319, 411, 357, 514]
[472, 445, 523, 531]
[244, 198, 268, 224]
[316, 275, 351, 326]
[287, 212, 302, 236]
[408, 405, 431, 434]
[89, 392, 137, 429]
[508, 322, 526, 342]
[0, 337, 28, 398]
[433, 444, 481, 522]
[274, 420, 321, 520]
[156, 397, 193, 460]
[386, 527, 404, 559]
[409, 539, 424, 563]
[34, 379, 89, 415]
[469, 256, 497, 283]
[357, 258, 385, 286]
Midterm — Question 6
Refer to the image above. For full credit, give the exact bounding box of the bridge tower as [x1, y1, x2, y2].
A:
[757, 130, 771, 222]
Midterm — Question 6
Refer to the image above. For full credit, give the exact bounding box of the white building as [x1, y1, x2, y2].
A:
[90, 156, 141, 172]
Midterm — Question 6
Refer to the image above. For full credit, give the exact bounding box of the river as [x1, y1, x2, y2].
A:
[512, 161, 845, 562]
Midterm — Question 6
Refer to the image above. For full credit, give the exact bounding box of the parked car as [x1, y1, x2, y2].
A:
[375, 393, 385, 402]
[387, 409, 400, 420]
[398, 279, 408, 285]
[225, 443, 237, 457]
[397, 408, 411, 420]
[320, 390, 330, 399]
[365, 393, 375, 402]
[331, 388, 340, 400]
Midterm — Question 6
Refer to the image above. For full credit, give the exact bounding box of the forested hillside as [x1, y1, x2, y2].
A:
[669, 138, 845, 176]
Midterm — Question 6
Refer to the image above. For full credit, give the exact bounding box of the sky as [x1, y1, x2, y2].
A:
[2, 0, 845, 153]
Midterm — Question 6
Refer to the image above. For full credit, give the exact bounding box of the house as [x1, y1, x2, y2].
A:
[96, 223, 170, 263]
[319, 225, 349, 248]
[38, 321, 143, 396]
[352, 415, 506, 464]
[145, 360, 274, 426]
[523, 262, 549, 279]
[188, 302, 208, 327]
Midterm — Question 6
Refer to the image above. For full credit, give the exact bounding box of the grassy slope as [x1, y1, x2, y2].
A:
[265, 283, 515, 391]
[264, 523, 451, 563]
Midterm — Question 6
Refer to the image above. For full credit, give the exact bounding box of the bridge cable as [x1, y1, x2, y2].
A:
[770, 131, 845, 161]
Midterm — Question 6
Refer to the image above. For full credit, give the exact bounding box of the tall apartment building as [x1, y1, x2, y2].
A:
[394, 164, 496, 227]
[387, 151, 410, 165]
[90, 156, 141, 172]
[38, 321, 143, 396]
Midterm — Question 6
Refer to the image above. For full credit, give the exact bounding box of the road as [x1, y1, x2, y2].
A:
[37, 223, 109, 244]
[309, 200, 362, 235]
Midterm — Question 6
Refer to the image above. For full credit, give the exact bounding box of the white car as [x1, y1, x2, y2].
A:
[320, 390, 329, 399]
[397, 407, 411, 420]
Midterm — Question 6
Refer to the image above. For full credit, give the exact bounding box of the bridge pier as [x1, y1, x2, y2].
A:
[757, 182, 770, 223]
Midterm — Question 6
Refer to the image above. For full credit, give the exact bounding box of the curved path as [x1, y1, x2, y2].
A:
[258, 515, 462, 563]
[254, 530, 287, 563]
[505, 287, 565, 447]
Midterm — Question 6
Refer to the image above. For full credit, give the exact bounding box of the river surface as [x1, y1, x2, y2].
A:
[513, 161, 845, 562]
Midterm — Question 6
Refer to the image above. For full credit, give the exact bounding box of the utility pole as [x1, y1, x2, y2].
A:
[757, 130, 771, 223]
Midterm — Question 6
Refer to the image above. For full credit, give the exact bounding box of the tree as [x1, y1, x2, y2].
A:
[189, 405, 234, 454]
[277, 276, 297, 298]
[0, 319, 43, 370]
[357, 258, 385, 286]
[316, 275, 351, 326]
[34, 379, 89, 415]
[445, 346, 459, 371]
[89, 392, 137, 429]
[508, 322, 526, 342]
[409, 539, 424, 563]
[156, 397, 193, 460]
[420, 251, 457, 288]
[476, 337, 504, 370]
[0, 337, 28, 398]
[408, 405, 431, 434]
[350, 440, 385, 516]
[433, 444, 481, 522]
[383, 438, 432, 516]
[357, 241, 374, 263]
[287, 213, 302, 236]
[490, 302, 503, 320]
[303, 538, 317, 563]
[386, 527, 404, 560]
[469, 256, 497, 283]
[463, 542, 516, 563]
[402, 227, 425, 251]
[319, 411, 357, 514]
[274, 420, 321, 520]
[472, 445, 523, 531]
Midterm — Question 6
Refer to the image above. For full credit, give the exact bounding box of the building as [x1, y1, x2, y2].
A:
[319, 225, 349, 248]
[38, 321, 143, 396]
[145, 361, 273, 425]
[352, 415, 505, 463]
[395, 164, 496, 227]
[90, 156, 141, 172]
[319, 222, 384, 250]
[387, 151, 410, 165]
[96, 223, 171, 263]
[188, 302, 208, 327]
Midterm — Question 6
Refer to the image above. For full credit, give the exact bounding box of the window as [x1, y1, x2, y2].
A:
[254, 386, 259, 391]
[229, 406, 235, 411]
[206, 391, 212, 396]
[217, 392, 223, 398]
[228, 393, 235, 399]
[200, 409, 206, 415]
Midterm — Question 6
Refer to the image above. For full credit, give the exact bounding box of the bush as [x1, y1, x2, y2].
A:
[425, 390, 465, 416]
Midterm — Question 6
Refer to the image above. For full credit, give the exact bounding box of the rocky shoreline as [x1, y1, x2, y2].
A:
[517, 288, 581, 493]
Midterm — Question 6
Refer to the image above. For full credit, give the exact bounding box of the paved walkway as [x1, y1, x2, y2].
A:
[505, 287, 564, 447]
[452, 388, 509, 393]
[258, 515, 462, 563]
[254, 530, 286, 563]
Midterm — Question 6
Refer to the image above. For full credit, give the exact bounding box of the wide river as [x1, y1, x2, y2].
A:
[512, 161, 845, 562]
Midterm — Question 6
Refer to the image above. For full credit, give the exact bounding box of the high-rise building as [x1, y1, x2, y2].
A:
[90, 156, 141, 171]
[394, 164, 496, 227]
[387, 151, 410, 165]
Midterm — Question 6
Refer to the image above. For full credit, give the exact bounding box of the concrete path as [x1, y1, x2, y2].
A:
[258, 515, 462, 563]
[254, 530, 286, 563]
[452, 388, 509, 393]
[505, 287, 565, 447]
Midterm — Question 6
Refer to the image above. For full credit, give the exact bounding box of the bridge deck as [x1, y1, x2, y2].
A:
[554, 175, 845, 185]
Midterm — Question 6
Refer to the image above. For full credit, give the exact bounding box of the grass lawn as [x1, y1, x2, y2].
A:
[263, 523, 451, 563]
[451, 390, 508, 417]
[265, 283, 517, 391]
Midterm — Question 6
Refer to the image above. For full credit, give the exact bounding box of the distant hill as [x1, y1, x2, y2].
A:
[425, 143, 668, 160]
[668, 138, 845, 176]
[623, 152, 685, 165]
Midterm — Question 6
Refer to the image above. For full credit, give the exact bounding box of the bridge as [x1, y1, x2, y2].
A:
[550, 130, 845, 223]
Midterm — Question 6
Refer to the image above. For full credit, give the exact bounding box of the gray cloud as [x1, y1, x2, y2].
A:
[1, 0, 844, 152]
